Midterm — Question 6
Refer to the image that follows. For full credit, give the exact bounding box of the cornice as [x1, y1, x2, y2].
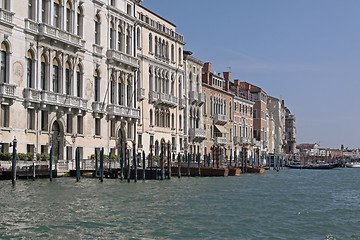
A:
[138, 54, 185, 73]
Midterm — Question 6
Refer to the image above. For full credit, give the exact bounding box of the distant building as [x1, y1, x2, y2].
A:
[297, 143, 320, 156]
[267, 96, 286, 155]
[285, 107, 296, 154]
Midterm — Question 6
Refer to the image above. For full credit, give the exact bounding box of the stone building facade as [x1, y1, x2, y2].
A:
[267, 96, 286, 155]
[285, 107, 296, 154]
[136, 5, 185, 156]
[0, 0, 142, 160]
[202, 63, 234, 160]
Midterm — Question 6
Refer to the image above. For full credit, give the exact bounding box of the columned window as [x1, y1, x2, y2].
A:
[53, 0, 61, 28]
[136, 27, 141, 49]
[178, 47, 182, 64]
[41, 0, 48, 23]
[65, 61, 71, 95]
[0, 42, 8, 83]
[41, 55, 47, 90]
[110, 75, 115, 104]
[95, 14, 100, 45]
[76, 7, 83, 37]
[149, 33, 152, 52]
[66, 1, 72, 33]
[126, 29, 131, 55]
[52, 58, 60, 93]
[28, 0, 34, 20]
[26, 51, 34, 88]
[171, 44, 174, 62]
[94, 69, 100, 101]
[76, 65, 82, 97]
[118, 26, 122, 51]
[110, 21, 115, 49]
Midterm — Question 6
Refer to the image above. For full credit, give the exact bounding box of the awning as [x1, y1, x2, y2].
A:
[215, 125, 228, 134]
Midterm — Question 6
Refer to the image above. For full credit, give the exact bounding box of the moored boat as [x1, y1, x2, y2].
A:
[246, 166, 265, 174]
[345, 162, 360, 168]
[228, 168, 241, 176]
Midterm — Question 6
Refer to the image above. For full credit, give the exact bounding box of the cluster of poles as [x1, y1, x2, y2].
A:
[8, 137, 284, 186]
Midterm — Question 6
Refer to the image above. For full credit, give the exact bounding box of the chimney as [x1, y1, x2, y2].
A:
[234, 79, 240, 86]
[223, 72, 231, 91]
[203, 62, 212, 72]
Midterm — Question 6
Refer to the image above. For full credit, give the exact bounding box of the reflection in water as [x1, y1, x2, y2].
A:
[0, 169, 360, 239]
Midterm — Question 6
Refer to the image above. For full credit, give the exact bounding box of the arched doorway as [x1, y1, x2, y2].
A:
[52, 121, 63, 161]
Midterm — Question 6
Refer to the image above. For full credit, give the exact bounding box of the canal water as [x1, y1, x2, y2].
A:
[0, 168, 359, 239]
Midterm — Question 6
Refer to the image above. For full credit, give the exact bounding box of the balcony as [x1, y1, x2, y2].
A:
[24, 89, 88, 109]
[38, 23, 85, 49]
[107, 104, 140, 119]
[215, 137, 227, 145]
[107, 49, 139, 69]
[252, 138, 261, 147]
[93, 44, 103, 56]
[189, 91, 198, 104]
[214, 113, 227, 125]
[157, 93, 178, 108]
[92, 101, 106, 113]
[25, 19, 38, 33]
[197, 93, 205, 106]
[137, 88, 145, 101]
[0, 8, 14, 27]
[149, 91, 159, 103]
[178, 98, 185, 110]
[189, 128, 206, 142]
[0, 82, 16, 99]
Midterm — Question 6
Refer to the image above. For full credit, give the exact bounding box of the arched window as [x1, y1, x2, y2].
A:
[77, 7, 83, 37]
[149, 33, 153, 52]
[40, 55, 47, 90]
[171, 44, 174, 62]
[127, 77, 132, 107]
[41, 0, 48, 23]
[65, 61, 72, 95]
[178, 76, 182, 97]
[178, 47, 182, 64]
[52, 58, 60, 93]
[28, 0, 34, 20]
[179, 115, 182, 129]
[110, 21, 115, 49]
[171, 113, 174, 129]
[170, 75, 174, 96]
[26, 50, 34, 88]
[166, 41, 169, 60]
[210, 97, 213, 115]
[150, 109, 153, 126]
[94, 69, 100, 101]
[110, 74, 115, 104]
[53, 0, 60, 28]
[234, 125, 237, 137]
[76, 64, 82, 97]
[155, 140, 159, 156]
[154, 36, 158, 55]
[66, 1, 72, 33]
[118, 26, 122, 51]
[196, 75, 200, 92]
[189, 72, 193, 92]
[203, 94, 207, 114]
[137, 27, 141, 49]
[162, 39, 165, 57]
[196, 109, 200, 128]
[95, 14, 100, 45]
[242, 120, 246, 137]
[126, 28, 131, 55]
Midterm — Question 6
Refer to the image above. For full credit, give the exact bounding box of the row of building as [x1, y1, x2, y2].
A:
[0, 0, 296, 162]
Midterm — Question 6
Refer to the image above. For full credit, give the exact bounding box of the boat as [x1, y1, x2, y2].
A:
[228, 168, 241, 176]
[306, 164, 334, 170]
[286, 164, 305, 169]
[345, 162, 360, 168]
[246, 166, 265, 174]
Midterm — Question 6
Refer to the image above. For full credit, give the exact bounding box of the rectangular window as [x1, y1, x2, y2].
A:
[42, 0, 46, 23]
[65, 69, 71, 95]
[127, 4, 132, 15]
[1, 51, 6, 83]
[77, 115, 83, 134]
[67, 114, 73, 133]
[138, 134, 142, 148]
[0, 105, 9, 127]
[27, 109, 35, 130]
[28, 0, 33, 20]
[0, 143, 9, 153]
[253, 109, 257, 118]
[41, 145, 48, 154]
[27, 144, 35, 153]
[41, 110, 48, 131]
[41, 62, 46, 90]
[110, 120, 115, 137]
[77, 71, 82, 97]
[94, 76, 99, 101]
[54, 2, 59, 28]
[95, 118, 100, 136]
[27, 58, 32, 88]
[66, 146, 72, 160]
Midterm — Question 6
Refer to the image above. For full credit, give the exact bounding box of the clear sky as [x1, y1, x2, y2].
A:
[141, 0, 360, 149]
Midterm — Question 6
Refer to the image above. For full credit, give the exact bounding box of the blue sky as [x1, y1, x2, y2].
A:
[141, 0, 360, 149]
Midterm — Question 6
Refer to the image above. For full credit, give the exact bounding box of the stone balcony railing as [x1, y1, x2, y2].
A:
[158, 92, 178, 108]
[0, 8, 14, 26]
[107, 49, 139, 68]
[137, 88, 145, 101]
[215, 137, 227, 145]
[178, 98, 185, 109]
[189, 91, 198, 104]
[107, 104, 140, 119]
[214, 113, 228, 125]
[149, 90, 159, 103]
[92, 101, 106, 113]
[189, 128, 206, 142]
[0, 82, 16, 99]
[25, 19, 38, 32]
[38, 23, 85, 49]
[197, 93, 205, 106]
[24, 88, 88, 109]
[93, 44, 103, 56]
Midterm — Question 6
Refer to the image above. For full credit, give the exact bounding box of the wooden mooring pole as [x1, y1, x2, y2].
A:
[177, 153, 181, 178]
[95, 149, 98, 177]
[49, 147, 53, 181]
[133, 141, 137, 183]
[100, 148, 104, 182]
[11, 137, 17, 186]
[142, 151, 146, 181]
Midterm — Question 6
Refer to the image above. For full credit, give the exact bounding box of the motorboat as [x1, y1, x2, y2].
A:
[345, 162, 360, 168]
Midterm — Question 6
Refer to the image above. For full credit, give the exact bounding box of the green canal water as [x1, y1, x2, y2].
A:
[0, 168, 360, 239]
